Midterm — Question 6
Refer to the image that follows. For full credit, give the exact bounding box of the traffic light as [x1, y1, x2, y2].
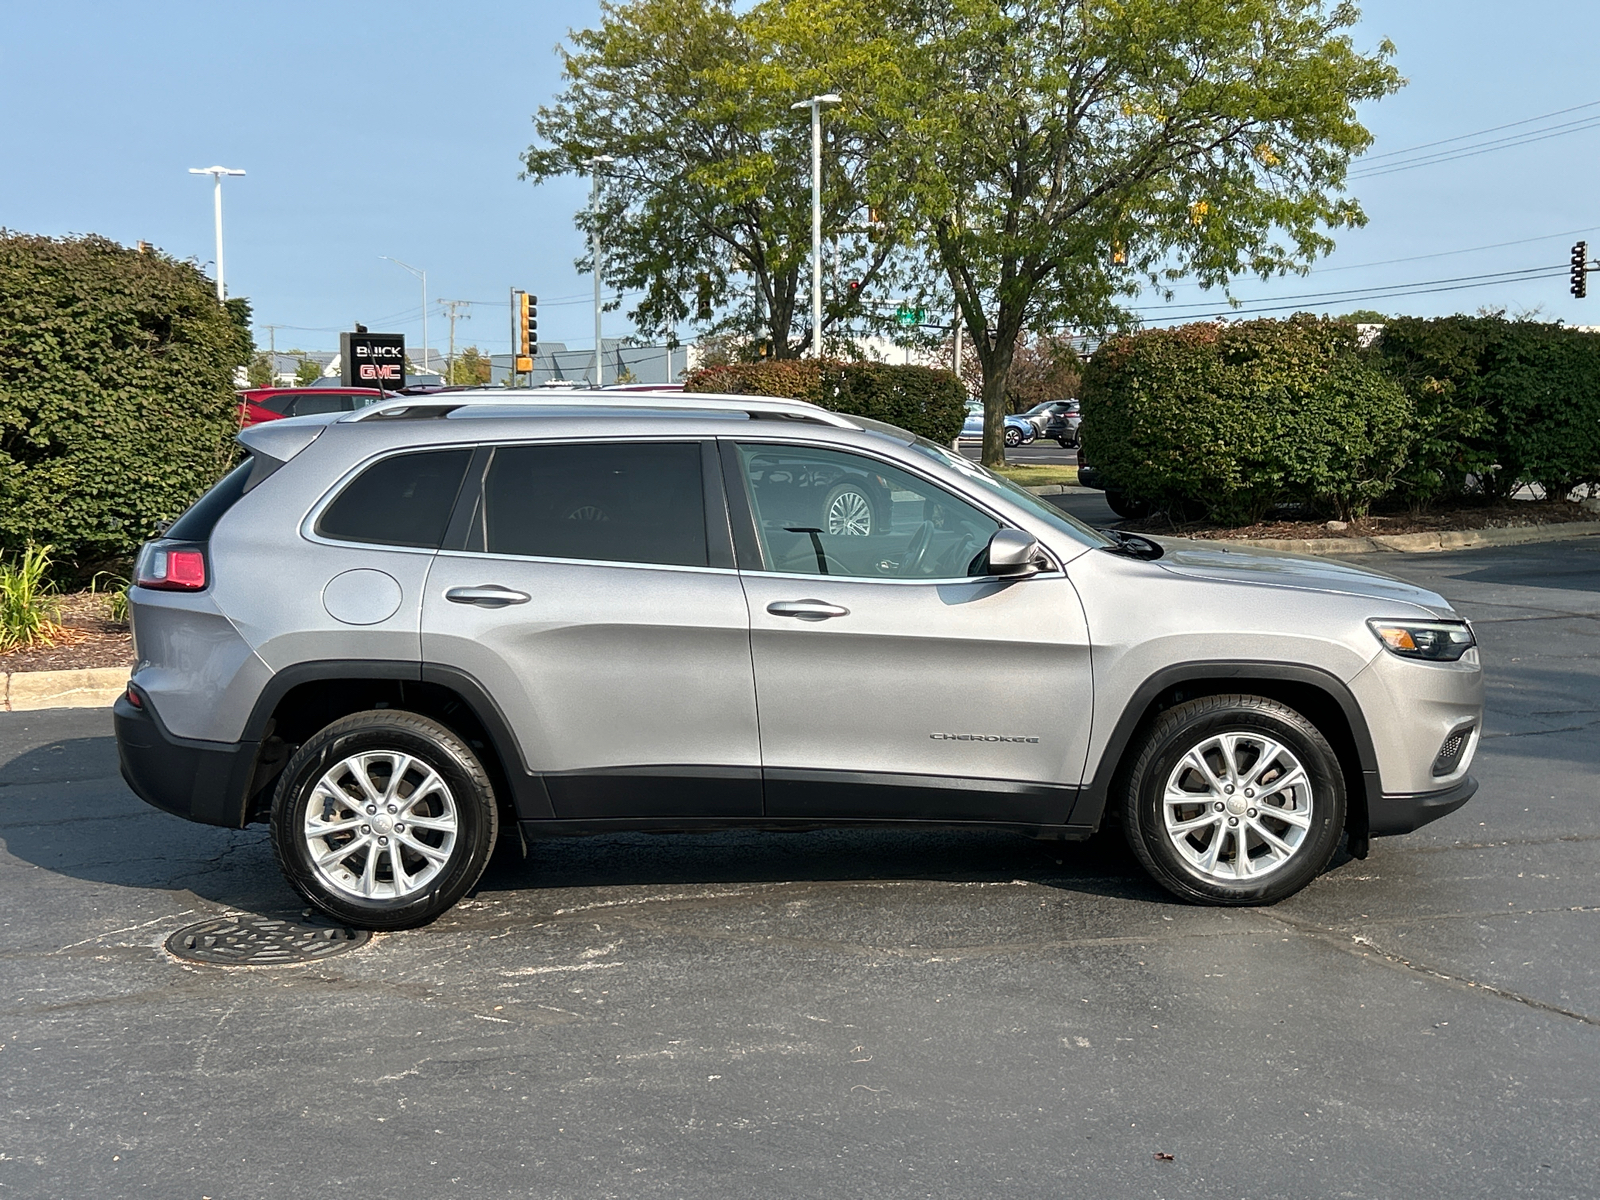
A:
[516, 292, 537, 373]
[846, 279, 862, 306]
[696, 274, 713, 322]
[1572, 242, 1588, 300]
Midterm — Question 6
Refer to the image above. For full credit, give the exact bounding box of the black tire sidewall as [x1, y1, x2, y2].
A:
[821, 481, 877, 535]
[270, 712, 498, 930]
[1124, 699, 1345, 905]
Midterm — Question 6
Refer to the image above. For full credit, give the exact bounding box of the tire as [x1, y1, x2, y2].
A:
[1004, 426, 1022, 447]
[1120, 695, 1345, 905]
[1056, 436, 1075, 449]
[1104, 489, 1153, 520]
[269, 710, 499, 930]
[821, 480, 878, 536]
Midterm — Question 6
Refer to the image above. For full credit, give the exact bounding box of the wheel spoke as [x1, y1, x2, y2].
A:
[402, 812, 456, 833]
[316, 834, 370, 869]
[1259, 800, 1312, 829]
[1248, 818, 1298, 858]
[1181, 749, 1226, 793]
[398, 832, 450, 864]
[1241, 739, 1285, 789]
[1167, 810, 1222, 836]
[359, 842, 380, 896]
[351, 756, 386, 805]
[399, 769, 449, 813]
[307, 815, 365, 836]
[1198, 825, 1226, 873]
[381, 754, 414, 805]
[388, 841, 410, 889]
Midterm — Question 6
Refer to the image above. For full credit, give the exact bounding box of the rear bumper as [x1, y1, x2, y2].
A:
[114, 692, 258, 828]
[1077, 466, 1104, 490]
[1369, 775, 1478, 837]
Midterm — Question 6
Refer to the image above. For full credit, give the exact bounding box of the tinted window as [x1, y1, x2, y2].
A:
[483, 442, 707, 568]
[167, 459, 253, 542]
[317, 448, 471, 548]
[735, 443, 999, 578]
[289, 393, 354, 417]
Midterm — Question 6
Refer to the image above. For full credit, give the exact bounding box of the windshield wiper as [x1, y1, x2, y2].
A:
[1100, 529, 1164, 560]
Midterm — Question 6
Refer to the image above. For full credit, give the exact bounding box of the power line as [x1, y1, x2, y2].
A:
[1351, 115, 1600, 179]
[1357, 98, 1600, 163]
[1138, 264, 1565, 314]
[1137, 270, 1568, 323]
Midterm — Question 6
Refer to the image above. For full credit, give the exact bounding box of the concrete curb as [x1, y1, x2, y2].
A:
[2, 667, 129, 712]
[1218, 521, 1600, 556]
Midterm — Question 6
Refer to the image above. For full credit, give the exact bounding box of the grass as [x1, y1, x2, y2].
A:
[92, 572, 131, 624]
[991, 463, 1080, 488]
[0, 544, 63, 653]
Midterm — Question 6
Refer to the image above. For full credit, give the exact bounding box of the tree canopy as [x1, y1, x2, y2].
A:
[526, 0, 1401, 462]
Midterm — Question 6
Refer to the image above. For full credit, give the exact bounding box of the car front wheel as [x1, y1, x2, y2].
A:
[1120, 695, 1345, 905]
[270, 710, 499, 930]
[1004, 426, 1022, 447]
[822, 481, 877, 535]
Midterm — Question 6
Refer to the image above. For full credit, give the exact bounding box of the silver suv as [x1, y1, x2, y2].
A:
[114, 391, 1483, 929]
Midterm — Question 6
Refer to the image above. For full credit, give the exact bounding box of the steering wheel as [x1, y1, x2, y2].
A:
[899, 521, 935, 576]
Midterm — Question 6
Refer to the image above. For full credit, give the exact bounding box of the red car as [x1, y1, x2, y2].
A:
[237, 387, 385, 427]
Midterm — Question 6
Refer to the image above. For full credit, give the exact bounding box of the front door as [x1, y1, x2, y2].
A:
[726, 440, 1093, 825]
[422, 440, 760, 820]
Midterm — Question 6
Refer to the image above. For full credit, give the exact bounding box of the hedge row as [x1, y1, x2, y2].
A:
[1080, 314, 1600, 524]
[0, 233, 251, 575]
[684, 359, 966, 444]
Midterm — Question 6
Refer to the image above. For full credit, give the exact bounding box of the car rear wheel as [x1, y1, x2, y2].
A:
[1104, 489, 1153, 520]
[822, 481, 877, 536]
[1120, 695, 1345, 905]
[270, 710, 499, 930]
[1004, 426, 1022, 447]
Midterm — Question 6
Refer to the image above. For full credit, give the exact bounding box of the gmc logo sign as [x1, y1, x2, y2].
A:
[339, 331, 406, 389]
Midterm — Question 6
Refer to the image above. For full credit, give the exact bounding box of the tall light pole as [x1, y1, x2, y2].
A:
[380, 257, 428, 377]
[188, 166, 245, 303]
[789, 94, 841, 359]
[581, 155, 614, 386]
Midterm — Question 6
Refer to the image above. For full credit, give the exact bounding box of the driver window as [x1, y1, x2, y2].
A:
[734, 443, 1000, 579]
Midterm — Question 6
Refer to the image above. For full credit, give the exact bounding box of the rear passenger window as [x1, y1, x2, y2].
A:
[317, 448, 471, 548]
[483, 442, 707, 568]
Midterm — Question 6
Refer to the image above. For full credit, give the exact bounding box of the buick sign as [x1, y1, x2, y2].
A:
[340, 331, 406, 388]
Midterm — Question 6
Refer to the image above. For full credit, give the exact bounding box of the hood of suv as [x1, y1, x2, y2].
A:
[1154, 538, 1455, 616]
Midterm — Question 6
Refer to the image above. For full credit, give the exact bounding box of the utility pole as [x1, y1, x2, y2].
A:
[261, 323, 283, 384]
[187, 165, 245, 303]
[581, 155, 614, 386]
[439, 300, 472, 383]
[790, 94, 842, 359]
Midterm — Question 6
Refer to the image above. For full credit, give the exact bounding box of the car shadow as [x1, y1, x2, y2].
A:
[1, 730, 1372, 919]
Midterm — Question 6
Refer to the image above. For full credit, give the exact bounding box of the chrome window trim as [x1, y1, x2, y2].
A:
[431, 547, 740, 577]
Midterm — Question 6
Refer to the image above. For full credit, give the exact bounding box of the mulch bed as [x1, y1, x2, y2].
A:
[0, 592, 133, 675]
[1120, 499, 1600, 542]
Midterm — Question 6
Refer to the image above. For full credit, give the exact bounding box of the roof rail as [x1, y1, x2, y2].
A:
[342, 388, 860, 429]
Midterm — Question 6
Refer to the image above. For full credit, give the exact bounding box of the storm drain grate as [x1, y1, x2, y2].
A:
[165, 915, 369, 966]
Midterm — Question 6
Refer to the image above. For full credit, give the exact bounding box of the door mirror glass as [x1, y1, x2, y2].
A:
[986, 529, 1047, 577]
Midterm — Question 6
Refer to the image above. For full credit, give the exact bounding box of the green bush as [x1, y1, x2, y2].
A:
[685, 359, 967, 444]
[1375, 316, 1600, 503]
[0, 544, 61, 652]
[0, 233, 250, 576]
[1080, 317, 1413, 524]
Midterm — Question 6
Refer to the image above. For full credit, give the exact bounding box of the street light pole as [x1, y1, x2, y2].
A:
[581, 155, 615, 386]
[380, 257, 428, 377]
[188, 166, 245, 303]
[789, 94, 841, 359]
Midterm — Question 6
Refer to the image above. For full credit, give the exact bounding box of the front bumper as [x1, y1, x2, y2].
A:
[114, 692, 258, 828]
[1369, 775, 1478, 836]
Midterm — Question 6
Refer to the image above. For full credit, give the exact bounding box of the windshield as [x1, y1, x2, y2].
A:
[1023, 402, 1052, 415]
[908, 438, 1114, 548]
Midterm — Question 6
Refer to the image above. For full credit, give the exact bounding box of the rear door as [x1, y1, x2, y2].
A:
[421, 439, 761, 820]
[725, 439, 1093, 826]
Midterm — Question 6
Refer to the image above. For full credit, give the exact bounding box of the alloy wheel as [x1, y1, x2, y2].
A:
[825, 489, 874, 536]
[302, 751, 459, 901]
[1161, 732, 1313, 883]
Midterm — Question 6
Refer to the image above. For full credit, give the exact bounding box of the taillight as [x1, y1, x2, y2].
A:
[135, 542, 209, 591]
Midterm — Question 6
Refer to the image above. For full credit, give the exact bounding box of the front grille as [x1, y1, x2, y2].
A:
[1432, 727, 1473, 777]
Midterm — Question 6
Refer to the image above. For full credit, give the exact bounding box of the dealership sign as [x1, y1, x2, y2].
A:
[340, 331, 406, 388]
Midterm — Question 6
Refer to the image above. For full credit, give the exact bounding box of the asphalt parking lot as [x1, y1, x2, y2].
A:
[2, 539, 1597, 1199]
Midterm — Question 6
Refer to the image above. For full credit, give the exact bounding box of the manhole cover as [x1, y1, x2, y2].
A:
[165, 915, 369, 966]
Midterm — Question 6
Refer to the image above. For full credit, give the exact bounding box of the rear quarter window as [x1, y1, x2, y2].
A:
[315, 448, 471, 549]
[166, 459, 254, 541]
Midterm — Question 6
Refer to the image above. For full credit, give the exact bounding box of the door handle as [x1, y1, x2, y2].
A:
[766, 599, 850, 621]
[445, 585, 531, 607]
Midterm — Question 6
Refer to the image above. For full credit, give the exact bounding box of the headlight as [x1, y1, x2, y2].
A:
[1368, 618, 1476, 662]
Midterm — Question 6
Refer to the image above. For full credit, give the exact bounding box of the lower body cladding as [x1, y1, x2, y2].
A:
[115, 684, 1474, 845]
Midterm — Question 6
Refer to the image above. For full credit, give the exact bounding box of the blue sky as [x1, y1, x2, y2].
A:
[2, 0, 1598, 358]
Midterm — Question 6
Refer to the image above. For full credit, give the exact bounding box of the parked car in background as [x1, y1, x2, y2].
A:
[238, 387, 383, 427]
[1077, 441, 1152, 519]
[959, 402, 1037, 447]
[1021, 400, 1081, 446]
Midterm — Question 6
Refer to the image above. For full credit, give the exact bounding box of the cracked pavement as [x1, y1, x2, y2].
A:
[0, 539, 1597, 1199]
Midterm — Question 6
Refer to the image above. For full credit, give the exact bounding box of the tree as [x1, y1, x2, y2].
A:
[293, 356, 322, 386]
[522, 0, 910, 356]
[247, 353, 274, 387]
[449, 346, 492, 386]
[878, 0, 1402, 464]
[0, 233, 251, 573]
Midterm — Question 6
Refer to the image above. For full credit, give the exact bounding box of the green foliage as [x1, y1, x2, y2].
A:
[448, 346, 492, 386]
[91, 570, 131, 624]
[1375, 316, 1600, 503]
[523, 0, 907, 355]
[0, 544, 62, 652]
[1081, 317, 1413, 523]
[293, 356, 323, 387]
[685, 358, 966, 443]
[0, 232, 250, 575]
[247, 353, 275, 387]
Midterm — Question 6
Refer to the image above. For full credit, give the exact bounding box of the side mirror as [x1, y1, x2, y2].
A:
[986, 529, 1048, 577]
